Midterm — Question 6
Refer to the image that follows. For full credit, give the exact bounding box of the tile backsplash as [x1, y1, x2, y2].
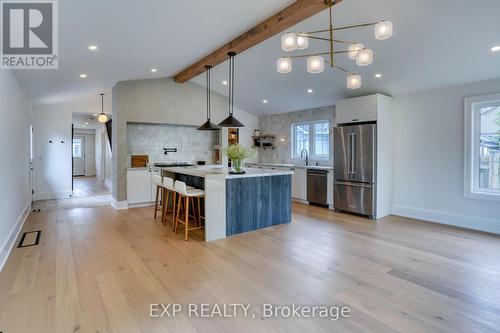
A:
[258, 106, 335, 166]
[127, 122, 213, 165]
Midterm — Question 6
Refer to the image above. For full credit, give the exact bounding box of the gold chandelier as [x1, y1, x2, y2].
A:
[276, 0, 393, 89]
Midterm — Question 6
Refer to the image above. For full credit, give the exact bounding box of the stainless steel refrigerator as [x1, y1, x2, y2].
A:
[333, 123, 376, 218]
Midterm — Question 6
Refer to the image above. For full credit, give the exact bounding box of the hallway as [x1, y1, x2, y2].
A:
[72, 176, 111, 197]
[32, 177, 111, 212]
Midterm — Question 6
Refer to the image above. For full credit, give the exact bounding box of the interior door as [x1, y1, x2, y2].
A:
[73, 136, 85, 176]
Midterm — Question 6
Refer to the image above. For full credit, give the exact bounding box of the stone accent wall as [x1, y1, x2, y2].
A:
[127, 123, 212, 165]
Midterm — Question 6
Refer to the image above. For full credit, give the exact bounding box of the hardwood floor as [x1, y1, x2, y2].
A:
[73, 177, 111, 197]
[1, 203, 499, 332]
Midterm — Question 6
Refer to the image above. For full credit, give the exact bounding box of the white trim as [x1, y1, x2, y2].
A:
[127, 202, 154, 208]
[34, 191, 72, 200]
[0, 201, 31, 271]
[464, 93, 500, 202]
[111, 199, 128, 210]
[392, 204, 500, 235]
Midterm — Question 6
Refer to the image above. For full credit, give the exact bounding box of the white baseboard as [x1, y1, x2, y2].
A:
[292, 198, 309, 205]
[0, 201, 31, 271]
[35, 191, 72, 200]
[111, 199, 128, 210]
[392, 204, 500, 235]
[128, 202, 155, 208]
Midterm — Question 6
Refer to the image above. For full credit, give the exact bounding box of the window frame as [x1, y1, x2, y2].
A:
[464, 93, 500, 201]
[291, 120, 331, 162]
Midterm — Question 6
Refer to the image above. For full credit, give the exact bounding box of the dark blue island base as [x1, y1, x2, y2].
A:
[225, 174, 292, 236]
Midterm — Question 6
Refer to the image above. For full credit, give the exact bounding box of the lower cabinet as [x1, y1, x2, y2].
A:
[127, 168, 154, 204]
[291, 168, 307, 201]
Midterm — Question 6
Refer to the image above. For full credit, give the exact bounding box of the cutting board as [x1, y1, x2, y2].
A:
[131, 155, 149, 167]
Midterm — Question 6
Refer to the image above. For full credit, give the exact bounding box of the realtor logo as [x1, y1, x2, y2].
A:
[1, 0, 58, 69]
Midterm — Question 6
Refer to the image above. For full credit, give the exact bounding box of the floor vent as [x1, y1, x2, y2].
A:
[17, 231, 41, 248]
[32, 208, 41, 213]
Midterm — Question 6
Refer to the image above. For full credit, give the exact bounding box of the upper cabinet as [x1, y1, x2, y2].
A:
[336, 93, 391, 124]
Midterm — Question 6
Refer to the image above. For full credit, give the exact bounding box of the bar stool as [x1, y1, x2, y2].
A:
[162, 177, 195, 226]
[152, 174, 164, 219]
[173, 180, 205, 241]
[161, 177, 175, 226]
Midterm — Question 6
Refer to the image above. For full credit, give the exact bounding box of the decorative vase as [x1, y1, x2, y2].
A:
[231, 158, 243, 173]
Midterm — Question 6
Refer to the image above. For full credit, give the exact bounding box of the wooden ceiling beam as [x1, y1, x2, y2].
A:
[174, 0, 342, 83]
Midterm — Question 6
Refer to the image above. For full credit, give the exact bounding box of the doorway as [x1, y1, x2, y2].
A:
[72, 136, 85, 176]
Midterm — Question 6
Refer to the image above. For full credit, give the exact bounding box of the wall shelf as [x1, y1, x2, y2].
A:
[253, 134, 276, 150]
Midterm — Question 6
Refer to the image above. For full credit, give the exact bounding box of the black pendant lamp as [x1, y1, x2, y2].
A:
[218, 52, 244, 127]
[198, 65, 219, 130]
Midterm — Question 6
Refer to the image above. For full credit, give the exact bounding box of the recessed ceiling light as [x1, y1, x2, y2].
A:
[80, 74, 87, 78]
[262, 99, 268, 104]
[88, 45, 98, 51]
[491, 45, 500, 53]
[151, 68, 158, 73]
[375, 73, 383, 78]
[222, 80, 228, 85]
[307, 89, 313, 93]
[93, 113, 98, 117]
[84, 122, 89, 125]
[82, 125, 86, 128]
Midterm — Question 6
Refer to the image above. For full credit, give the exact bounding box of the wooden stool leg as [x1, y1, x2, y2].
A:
[197, 197, 202, 227]
[154, 186, 160, 218]
[190, 197, 197, 226]
[162, 189, 170, 225]
[185, 197, 189, 241]
[174, 194, 182, 233]
[172, 190, 177, 224]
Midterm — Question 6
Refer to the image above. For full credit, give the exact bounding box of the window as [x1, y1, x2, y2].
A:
[291, 120, 330, 160]
[464, 94, 500, 201]
[73, 138, 82, 158]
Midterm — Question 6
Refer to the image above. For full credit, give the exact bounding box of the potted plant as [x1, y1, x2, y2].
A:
[223, 144, 256, 174]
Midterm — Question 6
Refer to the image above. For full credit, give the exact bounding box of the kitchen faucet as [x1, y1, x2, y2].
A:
[300, 148, 309, 166]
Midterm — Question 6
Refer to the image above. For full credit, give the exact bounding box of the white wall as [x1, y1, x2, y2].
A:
[34, 106, 73, 199]
[392, 78, 500, 234]
[0, 70, 33, 270]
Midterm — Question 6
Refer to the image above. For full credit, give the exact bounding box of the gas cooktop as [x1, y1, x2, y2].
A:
[154, 162, 195, 168]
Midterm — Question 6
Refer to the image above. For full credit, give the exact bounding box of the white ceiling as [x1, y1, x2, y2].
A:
[14, 0, 500, 116]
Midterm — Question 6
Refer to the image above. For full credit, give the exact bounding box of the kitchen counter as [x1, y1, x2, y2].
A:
[246, 162, 333, 171]
[162, 165, 292, 241]
[162, 165, 293, 179]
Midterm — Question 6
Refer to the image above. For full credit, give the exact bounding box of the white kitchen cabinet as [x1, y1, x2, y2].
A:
[336, 94, 380, 124]
[291, 167, 307, 201]
[127, 168, 153, 204]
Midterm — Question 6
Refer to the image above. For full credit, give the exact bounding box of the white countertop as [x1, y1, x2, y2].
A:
[162, 165, 293, 179]
[246, 162, 333, 171]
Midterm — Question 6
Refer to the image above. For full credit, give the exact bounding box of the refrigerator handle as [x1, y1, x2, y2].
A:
[347, 133, 352, 174]
[351, 133, 356, 174]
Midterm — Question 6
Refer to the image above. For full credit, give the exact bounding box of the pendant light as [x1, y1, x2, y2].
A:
[97, 93, 108, 123]
[197, 65, 219, 130]
[218, 52, 244, 128]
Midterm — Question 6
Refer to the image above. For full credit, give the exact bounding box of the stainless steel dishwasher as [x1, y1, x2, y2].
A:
[307, 169, 328, 206]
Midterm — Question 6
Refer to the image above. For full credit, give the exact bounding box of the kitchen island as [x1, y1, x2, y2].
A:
[162, 166, 292, 241]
